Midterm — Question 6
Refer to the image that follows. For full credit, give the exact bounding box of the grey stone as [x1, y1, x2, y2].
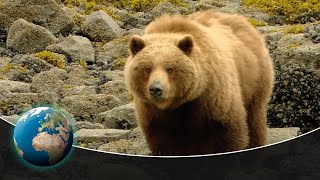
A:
[81, 10, 125, 42]
[75, 121, 104, 131]
[6, 19, 57, 53]
[95, 103, 136, 129]
[128, 28, 144, 36]
[0, 115, 19, 125]
[46, 35, 95, 62]
[30, 67, 67, 95]
[99, 80, 130, 103]
[60, 94, 122, 117]
[0, 80, 31, 94]
[64, 65, 99, 86]
[266, 127, 300, 144]
[95, 35, 129, 68]
[151, 2, 186, 18]
[62, 85, 97, 97]
[75, 128, 132, 143]
[0, 0, 74, 34]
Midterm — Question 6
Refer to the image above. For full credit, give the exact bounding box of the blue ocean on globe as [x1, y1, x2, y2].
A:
[13, 107, 74, 166]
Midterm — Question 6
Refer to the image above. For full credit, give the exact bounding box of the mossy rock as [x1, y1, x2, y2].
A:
[33, 50, 66, 69]
[242, 0, 320, 24]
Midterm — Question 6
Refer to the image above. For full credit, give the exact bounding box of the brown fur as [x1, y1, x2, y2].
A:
[124, 10, 274, 156]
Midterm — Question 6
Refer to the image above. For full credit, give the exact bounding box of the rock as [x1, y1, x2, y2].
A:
[0, 57, 11, 67]
[81, 10, 125, 42]
[10, 54, 54, 74]
[95, 103, 136, 129]
[115, 10, 140, 30]
[60, 94, 122, 118]
[75, 128, 132, 143]
[46, 35, 95, 63]
[267, 61, 320, 133]
[102, 70, 125, 82]
[0, 0, 74, 34]
[75, 121, 104, 131]
[151, 2, 188, 18]
[62, 85, 97, 97]
[97, 136, 150, 155]
[128, 28, 144, 36]
[0, 115, 19, 124]
[98, 80, 130, 103]
[96, 35, 130, 70]
[30, 67, 67, 95]
[0, 92, 59, 116]
[275, 34, 320, 68]
[266, 128, 300, 144]
[64, 65, 99, 86]
[218, 2, 240, 14]
[0, 80, 31, 94]
[0, 26, 7, 47]
[6, 19, 58, 53]
[194, 0, 226, 11]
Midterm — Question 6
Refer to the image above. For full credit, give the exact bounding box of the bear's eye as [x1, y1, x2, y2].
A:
[145, 67, 152, 74]
[166, 68, 174, 74]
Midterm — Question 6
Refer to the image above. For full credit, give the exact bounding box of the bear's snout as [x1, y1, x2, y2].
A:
[149, 82, 164, 97]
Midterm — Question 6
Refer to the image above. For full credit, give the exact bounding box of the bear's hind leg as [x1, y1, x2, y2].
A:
[247, 73, 273, 148]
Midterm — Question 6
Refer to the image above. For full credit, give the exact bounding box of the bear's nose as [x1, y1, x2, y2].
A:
[149, 83, 163, 97]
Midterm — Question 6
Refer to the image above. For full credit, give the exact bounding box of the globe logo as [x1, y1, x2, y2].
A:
[13, 107, 74, 166]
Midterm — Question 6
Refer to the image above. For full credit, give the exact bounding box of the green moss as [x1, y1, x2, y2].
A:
[0, 63, 13, 73]
[77, 1, 121, 21]
[128, 94, 134, 102]
[79, 59, 88, 69]
[94, 42, 105, 48]
[131, 0, 187, 12]
[267, 29, 279, 33]
[284, 24, 305, 34]
[72, 13, 86, 26]
[287, 41, 301, 48]
[111, 57, 127, 70]
[33, 51, 66, 69]
[243, 0, 320, 23]
[62, 0, 187, 13]
[247, 18, 268, 27]
[63, 84, 73, 90]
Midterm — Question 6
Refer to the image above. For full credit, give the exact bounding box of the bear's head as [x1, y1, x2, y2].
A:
[124, 33, 204, 110]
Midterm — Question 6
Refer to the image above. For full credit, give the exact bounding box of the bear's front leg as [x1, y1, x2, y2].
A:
[208, 102, 250, 153]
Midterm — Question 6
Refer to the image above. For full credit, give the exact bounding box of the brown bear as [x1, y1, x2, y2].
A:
[124, 10, 274, 156]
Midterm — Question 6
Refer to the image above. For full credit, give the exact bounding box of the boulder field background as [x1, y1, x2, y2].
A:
[0, 0, 319, 155]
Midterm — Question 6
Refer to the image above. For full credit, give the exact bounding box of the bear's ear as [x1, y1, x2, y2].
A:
[129, 35, 145, 56]
[177, 35, 194, 55]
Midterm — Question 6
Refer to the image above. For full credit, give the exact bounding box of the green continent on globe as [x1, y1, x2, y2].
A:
[33, 110, 72, 164]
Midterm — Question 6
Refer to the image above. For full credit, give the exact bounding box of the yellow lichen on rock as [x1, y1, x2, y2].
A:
[243, 0, 320, 22]
[33, 51, 66, 69]
[247, 18, 268, 27]
[284, 24, 305, 34]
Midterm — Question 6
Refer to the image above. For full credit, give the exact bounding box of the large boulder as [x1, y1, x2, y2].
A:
[0, 80, 31, 95]
[60, 94, 122, 118]
[0, 0, 74, 34]
[30, 67, 67, 95]
[98, 80, 130, 103]
[81, 10, 125, 42]
[46, 35, 95, 63]
[6, 19, 57, 53]
[95, 35, 130, 70]
[75, 128, 132, 143]
[95, 103, 136, 129]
